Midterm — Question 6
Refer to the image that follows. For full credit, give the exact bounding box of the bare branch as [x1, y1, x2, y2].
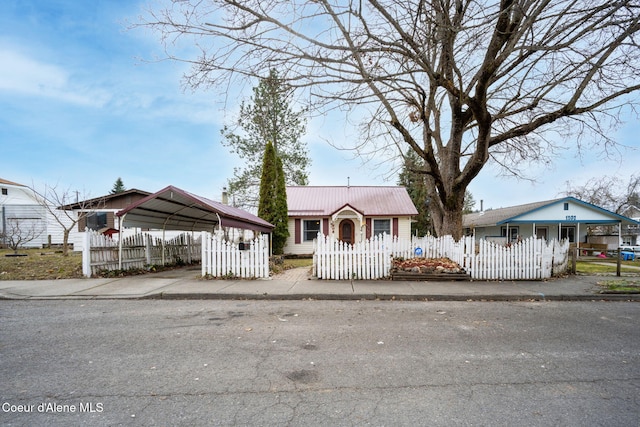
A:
[135, 0, 640, 237]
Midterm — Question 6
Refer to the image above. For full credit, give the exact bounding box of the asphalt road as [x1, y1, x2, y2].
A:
[1, 300, 638, 426]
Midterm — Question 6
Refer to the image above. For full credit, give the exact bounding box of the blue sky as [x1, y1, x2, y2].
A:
[2, 0, 639, 210]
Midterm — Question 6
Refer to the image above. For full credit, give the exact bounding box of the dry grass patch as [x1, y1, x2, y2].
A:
[0, 248, 83, 280]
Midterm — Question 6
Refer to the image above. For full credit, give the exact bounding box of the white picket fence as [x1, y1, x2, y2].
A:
[471, 237, 570, 280]
[313, 234, 570, 280]
[201, 232, 270, 279]
[82, 231, 201, 277]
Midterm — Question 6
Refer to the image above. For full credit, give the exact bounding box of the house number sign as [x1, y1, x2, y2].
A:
[566, 215, 577, 221]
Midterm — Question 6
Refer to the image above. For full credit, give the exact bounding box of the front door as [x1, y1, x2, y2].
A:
[339, 220, 355, 245]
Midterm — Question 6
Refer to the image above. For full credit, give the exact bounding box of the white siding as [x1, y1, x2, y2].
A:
[397, 217, 412, 240]
[1, 205, 47, 248]
[284, 219, 315, 255]
[1, 183, 71, 248]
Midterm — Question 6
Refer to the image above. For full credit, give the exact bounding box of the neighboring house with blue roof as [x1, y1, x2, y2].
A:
[463, 197, 640, 249]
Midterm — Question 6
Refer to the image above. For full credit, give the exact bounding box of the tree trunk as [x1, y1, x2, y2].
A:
[439, 207, 464, 240]
[429, 185, 466, 240]
[62, 229, 70, 257]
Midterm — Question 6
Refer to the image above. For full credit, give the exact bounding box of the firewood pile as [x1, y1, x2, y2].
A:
[391, 257, 470, 281]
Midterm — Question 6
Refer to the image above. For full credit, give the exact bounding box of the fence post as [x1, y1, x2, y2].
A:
[145, 234, 152, 266]
[201, 231, 208, 277]
[82, 231, 91, 277]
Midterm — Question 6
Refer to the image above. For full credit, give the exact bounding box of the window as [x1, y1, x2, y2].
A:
[564, 202, 569, 210]
[561, 226, 576, 243]
[86, 212, 107, 230]
[373, 219, 391, 236]
[501, 226, 519, 241]
[1, 188, 7, 195]
[303, 220, 321, 241]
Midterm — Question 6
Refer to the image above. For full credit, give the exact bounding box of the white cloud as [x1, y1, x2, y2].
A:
[0, 46, 111, 107]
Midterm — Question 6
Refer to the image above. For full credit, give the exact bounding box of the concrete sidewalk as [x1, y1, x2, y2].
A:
[0, 268, 638, 301]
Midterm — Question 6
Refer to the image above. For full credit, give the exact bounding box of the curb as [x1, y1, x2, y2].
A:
[140, 292, 640, 302]
[2, 294, 639, 302]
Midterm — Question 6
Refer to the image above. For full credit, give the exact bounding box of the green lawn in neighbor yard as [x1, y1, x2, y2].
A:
[575, 258, 640, 274]
[597, 279, 640, 293]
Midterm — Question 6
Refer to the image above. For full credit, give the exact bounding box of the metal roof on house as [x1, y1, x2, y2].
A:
[463, 197, 640, 228]
[116, 185, 274, 233]
[286, 186, 418, 217]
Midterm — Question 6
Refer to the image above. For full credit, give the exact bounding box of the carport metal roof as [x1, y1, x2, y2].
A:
[116, 185, 274, 233]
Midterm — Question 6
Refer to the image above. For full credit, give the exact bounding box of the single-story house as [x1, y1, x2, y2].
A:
[463, 197, 640, 251]
[59, 189, 152, 250]
[284, 186, 418, 255]
[61, 189, 152, 232]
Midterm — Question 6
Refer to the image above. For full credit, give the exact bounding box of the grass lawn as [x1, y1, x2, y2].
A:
[270, 257, 313, 275]
[283, 258, 313, 268]
[575, 259, 640, 274]
[0, 248, 83, 280]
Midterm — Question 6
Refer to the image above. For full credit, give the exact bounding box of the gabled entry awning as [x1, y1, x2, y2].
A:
[116, 185, 274, 233]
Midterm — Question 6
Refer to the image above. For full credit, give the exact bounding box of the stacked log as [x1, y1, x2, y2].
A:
[391, 257, 470, 281]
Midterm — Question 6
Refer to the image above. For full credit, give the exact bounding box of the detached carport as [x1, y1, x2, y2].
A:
[115, 185, 274, 268]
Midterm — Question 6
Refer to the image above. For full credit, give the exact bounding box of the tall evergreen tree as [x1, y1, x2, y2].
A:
[110, 177, 126, 194]
[258, 141, 289, 254]
[222, 69, 309, 210]
[398, 150, 432, 236]
[463, 191, 476, 214]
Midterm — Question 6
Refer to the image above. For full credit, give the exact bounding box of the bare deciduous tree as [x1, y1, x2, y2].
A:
[1, 217, 45, 254]
[32, 184, 105, 256]
[562, 174, 640, 214]
[138, 0, 640, 238]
